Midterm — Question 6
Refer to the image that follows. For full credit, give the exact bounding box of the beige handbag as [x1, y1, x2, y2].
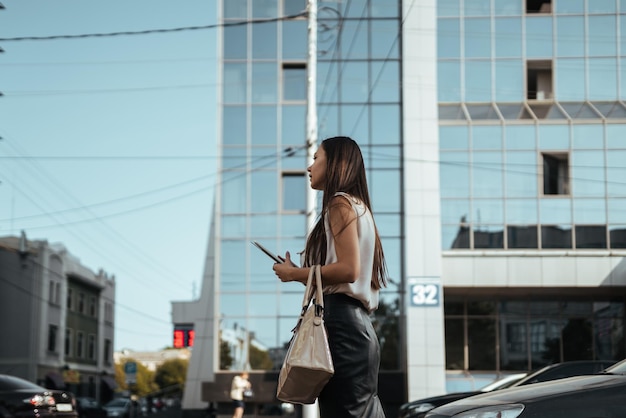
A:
[276, 265, 334, 404]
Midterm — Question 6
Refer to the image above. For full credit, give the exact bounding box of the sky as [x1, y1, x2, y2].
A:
[0, 1, 218, 352]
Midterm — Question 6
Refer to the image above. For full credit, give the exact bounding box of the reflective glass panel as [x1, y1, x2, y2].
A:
[608, 198, 626, 223]
[439, 104, 467, 120]
[526, 16, 553, 58]
[554, 0, 583, 13]
[318, 104, 339, 140]
[223, 106, 247, 145]
[494, 0, 523, 15]
[556, 59, 585, 101]
[471, 151, 504, 197]
[252, 171, 277, 213]
[252, 23, 277, 59]
[341, 20, 368, 60]
[495, 60, 524, 101]
[221, 215, 246, 238]
[341, 0, 368, 18]
[465, 60, 492, 102]
[282, 173, 306, 211]
[473, 226, 504, 249]
[465, 0, 490, 16]
[371, 105, 400, 145]
[572, 124, 604, 150]
[556, 16, 584, 57]
[573, 199, 606, 224]
[370, 170, 401, 212]
[588, 0, 617, 13]
[441, 199, 471, 224]
[500, 316, 527, 370]
[440, 152, 470, 197]
[224, 24, 247, 59]
[506, 199, 538, 223]
[371, 0, 400, 17]
[541, 225, 572, 248]
[252, 0, 277, 17]
[251, 106, 276, 145]
[505, 151, 539, 197]
[221, 172, 247, 213]
[282, 20, 307, 59]
[538, 125, 569, 150]
[224, 63, 247, 103]
[507, 226, 538, 248]
[588, 16, 616, 56]
[589, 59, 618, 101]
[571, 151, 605, 197]
[464, 18, 491, 58]
[282, 105, 306, 146]
[284, 0, 305, 15]
[438, 19, 461, 59]
[371, 61, 400, 102]
[472, 126, 502, 150]
[371, 19, 400, 59]
[283, 66, 306, 101]
[575, 225, 607, 248]
[376, 213, 401, 237]
[250, 214, 278, 238]
[466, 104, 499, 120]
[224, 0, 247, 18]
[445, 318, 464, 369]
[606, 125, 626, 149]
[438, 0, 460, 17]
[610, 226, 626, 248]
[442, 224, 470, 249]
[222, 147, 247, 169]
[341, 105, 369, 144]
[473, 199, 504, 223]
[495, 18, 522, 58]
[607, 150, 626, 196]
[220, 240, 247, 291]
[251, 147, 277, 170]
[440, 125, 469, 150]
[540, 198, 572, 224]
[368, 145, 401, 169]
[341, 61, 368, 102]
[438, 60, 462, 102]
[505, 125, 536, 150]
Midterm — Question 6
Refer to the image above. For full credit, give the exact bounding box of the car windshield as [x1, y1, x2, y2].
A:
[603, 359, 626, 375]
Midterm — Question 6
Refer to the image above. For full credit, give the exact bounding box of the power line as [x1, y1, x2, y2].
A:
[0, 12, 307, 42]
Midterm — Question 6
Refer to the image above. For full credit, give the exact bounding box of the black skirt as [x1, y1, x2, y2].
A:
[318, 293, 386, 418]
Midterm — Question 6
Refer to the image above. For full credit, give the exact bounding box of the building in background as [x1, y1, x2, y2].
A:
[0, 232, 117, 403]
[174, 0, 626, 416]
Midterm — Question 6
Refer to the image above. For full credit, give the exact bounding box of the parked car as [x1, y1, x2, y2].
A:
[399, 360, 616, 418]
[75, 397, 107, 418]
[425, 358, 626, 418]
[0, 373, 77, 418]
[102, 398, 133, 418]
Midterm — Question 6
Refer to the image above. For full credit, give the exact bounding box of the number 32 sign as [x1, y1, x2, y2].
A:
[409, 282, 440, 307]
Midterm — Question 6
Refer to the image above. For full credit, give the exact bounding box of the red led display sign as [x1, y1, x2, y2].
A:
[173, 325, 194, 348]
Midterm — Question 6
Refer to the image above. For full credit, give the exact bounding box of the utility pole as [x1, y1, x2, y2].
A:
[303, 0, 318, 417]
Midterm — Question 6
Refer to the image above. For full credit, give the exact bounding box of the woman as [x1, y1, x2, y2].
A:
[230, 371, 251, 418]
[273, 136, 388, 417]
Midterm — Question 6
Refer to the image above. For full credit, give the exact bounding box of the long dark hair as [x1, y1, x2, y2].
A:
[304, 136, 388, 290]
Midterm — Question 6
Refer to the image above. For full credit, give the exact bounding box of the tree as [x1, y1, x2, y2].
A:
[220, 339, 233, 369]
[249, 344, 273, 370]
[114, 358, 159, 397]
[154, 358, 188, 390]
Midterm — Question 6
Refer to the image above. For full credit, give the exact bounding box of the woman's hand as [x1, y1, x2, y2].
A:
[273, 252, 303, 283]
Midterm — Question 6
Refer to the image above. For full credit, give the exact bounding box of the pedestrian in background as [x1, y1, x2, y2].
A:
[273, 136, 388, 417]
[230, 371, 251, 418]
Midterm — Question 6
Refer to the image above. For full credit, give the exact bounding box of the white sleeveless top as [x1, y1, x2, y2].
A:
[322, 192, 379, 312]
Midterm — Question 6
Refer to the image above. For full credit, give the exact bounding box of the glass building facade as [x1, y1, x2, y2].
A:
[177, 0, 626, 415]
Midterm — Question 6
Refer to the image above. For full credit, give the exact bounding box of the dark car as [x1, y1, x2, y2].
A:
[399, 360, 616, 418]
[75, 397, 107, 418]
[102, 398, 135, 418]
[0, 374, 77, 418]
[425, 358, 626, 418]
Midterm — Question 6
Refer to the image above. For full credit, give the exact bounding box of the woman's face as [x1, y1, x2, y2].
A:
[307, 145, 327, 190]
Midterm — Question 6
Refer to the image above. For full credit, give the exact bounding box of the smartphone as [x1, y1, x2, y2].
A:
[251, 241, 284, 263]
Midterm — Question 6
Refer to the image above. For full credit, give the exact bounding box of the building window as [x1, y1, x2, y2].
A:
[47, 325, 58, 352]
[103, 339, 112, 365]
[89, 296, 97, 317]
[104, 302, 113, 324]
[282, 172, 307, 212]
[78, 292, 85, 314]
[67, 288, 73, 310]
[65, 328, 73, 357]
[526, 0, 551, 13]
[282, 63, 307, 101]
[284, 0, 305, 16]
[88, 334, 96, 360]
[76, 331, 85, 359]
[527, 61, 553, 100]
[542, 153, 570, 195]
